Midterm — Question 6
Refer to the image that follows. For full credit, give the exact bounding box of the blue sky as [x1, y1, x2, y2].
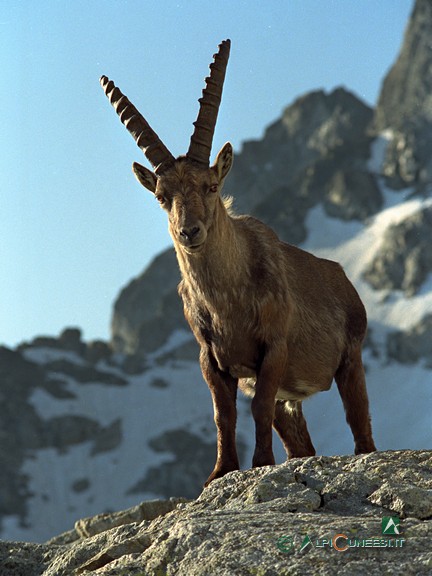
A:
[1, 0, 413, 347]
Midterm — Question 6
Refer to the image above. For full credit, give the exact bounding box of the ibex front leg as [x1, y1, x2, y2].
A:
[200, 349, 240, 486]
[251, 343, 286, 468]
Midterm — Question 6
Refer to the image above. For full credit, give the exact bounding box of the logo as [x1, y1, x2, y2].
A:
[299, 535, 313, 552]
[276, 535, 294, 553]
[276, 516, 405, 554]
[382, 517, 400, 535]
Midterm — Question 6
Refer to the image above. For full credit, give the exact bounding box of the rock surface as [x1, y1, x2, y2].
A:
[111, 249, 184, 356]
[1, 450, 431, 575]
[363, 204, 432, 295]
[387, 314, 432, 366]
[375, 0, 432, 188]
[375, 0, 432, 132]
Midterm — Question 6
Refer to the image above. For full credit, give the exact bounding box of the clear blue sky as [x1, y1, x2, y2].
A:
[1, 0, 413, 347]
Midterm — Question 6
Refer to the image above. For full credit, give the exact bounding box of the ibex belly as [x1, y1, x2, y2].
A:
[239, 376, 332, 402]
[209, 309, 338, 401]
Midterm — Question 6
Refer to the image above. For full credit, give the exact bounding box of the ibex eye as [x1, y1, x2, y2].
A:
[156, 195, 166, 205]
[209, 184, 218, 194]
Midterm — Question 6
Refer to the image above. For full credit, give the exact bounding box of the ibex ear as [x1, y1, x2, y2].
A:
[132, 162, 157, 193]
[213, 142, 233, 181]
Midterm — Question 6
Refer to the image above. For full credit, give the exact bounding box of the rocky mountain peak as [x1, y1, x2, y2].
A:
[375, 0, 432, 188]
[375, 0, 432, 131]
[280, 87, 372, 151]
[226, 87, 373, 213]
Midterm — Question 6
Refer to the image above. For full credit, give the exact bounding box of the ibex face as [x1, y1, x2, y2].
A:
[100, 39, 231, 254]
[133, 145, 233, 253]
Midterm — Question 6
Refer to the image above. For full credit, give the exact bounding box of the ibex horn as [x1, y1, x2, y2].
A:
[100, 76, 175, 175]
[187, 39, 231, 167]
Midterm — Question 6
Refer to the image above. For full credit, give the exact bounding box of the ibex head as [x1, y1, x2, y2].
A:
[101, 40, 233, 254]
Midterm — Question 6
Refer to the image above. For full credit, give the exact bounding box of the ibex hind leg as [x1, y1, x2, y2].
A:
[273, 400, 316, 458]
[335, 345, 376, 454]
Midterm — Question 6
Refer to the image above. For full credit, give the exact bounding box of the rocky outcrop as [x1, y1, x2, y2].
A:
[73, 497, 189, 540]
[375, 0, 432, 132]
[2, 450, 431, 575]
[0, 336, 126, 533]
[111, 248, 185, 355]
[0, 347, 47, 526]
[375, 0, 432, 188]
[387, 314, 432, 365]
[20, 327, 113, 365]
[363, 204, 432, 296]
[227, 87, 374, 213]
[125, 429, 222, 500]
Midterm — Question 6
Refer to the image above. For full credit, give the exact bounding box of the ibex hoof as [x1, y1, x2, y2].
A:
[204, 462, 240, 487]
[354, 439, 377, 455]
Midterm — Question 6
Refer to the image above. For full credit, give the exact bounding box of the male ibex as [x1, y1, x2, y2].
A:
[101, 40, 376, 485]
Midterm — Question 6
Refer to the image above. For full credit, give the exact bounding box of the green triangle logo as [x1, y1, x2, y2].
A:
[382, 516, 400, 535]
[300, 534, 313, 552]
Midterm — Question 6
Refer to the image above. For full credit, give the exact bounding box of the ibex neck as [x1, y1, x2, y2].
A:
[175, 200, 243, 294]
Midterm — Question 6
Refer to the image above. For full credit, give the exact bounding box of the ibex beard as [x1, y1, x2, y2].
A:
[101, 39, 376, 487]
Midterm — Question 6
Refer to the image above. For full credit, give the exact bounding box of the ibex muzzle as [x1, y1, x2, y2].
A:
[101, 40, 376, 487]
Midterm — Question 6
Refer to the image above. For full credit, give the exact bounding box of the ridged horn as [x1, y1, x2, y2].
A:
[100, 76, 175, 174]
[187, 39, 231, 167]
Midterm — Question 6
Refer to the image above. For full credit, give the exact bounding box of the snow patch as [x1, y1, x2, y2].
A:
[367, 129, 393, 174]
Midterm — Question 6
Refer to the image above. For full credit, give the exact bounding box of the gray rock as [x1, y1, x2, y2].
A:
[323, 169, 382, 221]
[2, 450, 431, 575]
[375, 0, 432, 188]
[126, 429, 235, 500]
[375, 0, 432, 132]
[0, 347, 48, 526]
[74, 497, 190, 539]
[85, 340, 113, 365]
[381, 130, 423, 188]
[0, 541, 51, 576]
[387, 313, 432, 365]
[224, 87, 373, 214]
[91, 418, 123, 455]
[111, 248, 185, 356]
[369, 481, 432, 520]
[363, 204, 432, 296]
[19, 328, 112, 366]
[59, 328, 85, 356]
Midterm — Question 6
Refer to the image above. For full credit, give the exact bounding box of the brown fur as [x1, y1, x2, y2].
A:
[133, 143, 376, 486]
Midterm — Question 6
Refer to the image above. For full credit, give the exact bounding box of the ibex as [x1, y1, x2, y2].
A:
[101, 39, 376, 486]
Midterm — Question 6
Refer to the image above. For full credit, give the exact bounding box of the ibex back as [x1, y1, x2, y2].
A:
[101, 39, 376, 486]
